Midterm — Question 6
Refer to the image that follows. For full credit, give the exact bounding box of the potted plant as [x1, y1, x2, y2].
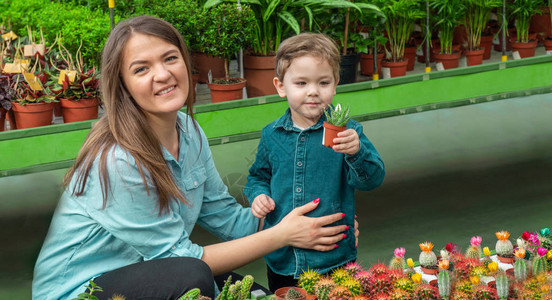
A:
[323, 103, 351, 148]
[51, 41, 100, 123]
[495, 231, 515, 264]
[462, 0, 502, 65]
[358, 9, 388, 79]
[545, 0, 552, 51]
[419, 241, 439, 275]
[380, 0, 424, 77]
[0, 74, 14, 131]
[10, 70, 57, 129]
[203, 3, 256, 102]
[510, 0, 547, 58]
[275, 287, 307, 300]
[430, 0, 466, 69]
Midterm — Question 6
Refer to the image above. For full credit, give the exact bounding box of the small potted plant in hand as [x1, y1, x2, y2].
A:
[495, 231, 515, 264]
[419, 241, 439, 275]
[323, 103, 351, 148]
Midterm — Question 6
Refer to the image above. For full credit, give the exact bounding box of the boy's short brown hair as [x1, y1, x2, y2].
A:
[275, 32, 340, 83]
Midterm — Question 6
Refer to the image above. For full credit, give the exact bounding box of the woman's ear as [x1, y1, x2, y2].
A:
[273, 77, 286, 98]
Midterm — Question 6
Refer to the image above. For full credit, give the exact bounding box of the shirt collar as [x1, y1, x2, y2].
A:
[273, 108, 327, 132]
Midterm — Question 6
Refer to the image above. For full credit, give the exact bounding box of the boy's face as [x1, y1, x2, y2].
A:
[273, 55, 337, 128]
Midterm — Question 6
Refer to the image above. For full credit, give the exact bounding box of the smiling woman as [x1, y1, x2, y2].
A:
[31, 16, 349, 300]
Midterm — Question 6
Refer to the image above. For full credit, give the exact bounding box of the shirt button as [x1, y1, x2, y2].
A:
[171, 246, 176, 250]
[297, 161, 303, 167]
[301, 137, 306, 142]
[194, 181, 198, 186]
[296, 187, 302, 193]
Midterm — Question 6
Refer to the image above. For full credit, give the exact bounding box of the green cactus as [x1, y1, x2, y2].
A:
[216, 275, 232, 300]
[341, 277, 362, 296]
[514, 259, 527, 282]
[330, 268, 352, 285]
[419, 250, 437, 268]
[227, 285, 236, 300]
[465, 246, 481, 259]
[532, 256, 547, 277]
[389, 256, 405, 271]
[298, 269, 321, 294]
[496, 274, 509, 300]
[178, 288, 200, 300]
[314, 277, 335, 300]
[438, 270, 451, 299]
[239, 275, 254, 300]
[285, 287, 302, 299]
[496, 240, 513, 257]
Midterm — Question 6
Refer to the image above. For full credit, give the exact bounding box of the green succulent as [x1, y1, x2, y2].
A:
[324, 103, 351, 127]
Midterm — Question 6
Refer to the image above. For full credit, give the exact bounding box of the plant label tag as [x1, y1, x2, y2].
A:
[14, 58, 31, 70]
[2, 63, 20, 73]
[547, 50, 552, 55]
[436, 62, 445, 71]
[58, 70, 77, 84]
[2, 31, 17, 41]
[492, 36, 500, 45]
[416, 47, 424, 56]
[382, 67, 391, 79]
[512, 51, 521, 60]
[24, 44, 46, 57]
[24, 72, 43, 91]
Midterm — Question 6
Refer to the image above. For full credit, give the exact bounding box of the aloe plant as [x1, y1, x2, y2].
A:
[324, 103, 351, 127]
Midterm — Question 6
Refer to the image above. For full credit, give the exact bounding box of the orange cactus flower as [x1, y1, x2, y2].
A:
[488, 262, 498, 273]
[411, 273, 422, 283]
[470, 275, 480, 285]
[496, 231, 510, 241]
[438, 259, 449, 270]
[419, 242, 434, 253]
[514, 248, 526, 259]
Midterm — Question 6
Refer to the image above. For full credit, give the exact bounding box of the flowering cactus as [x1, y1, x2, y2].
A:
[419, 242, 437, 268]
[466, 236, 482, 259]
[389, 247, 406, 271]
[495, 231, 513, 257]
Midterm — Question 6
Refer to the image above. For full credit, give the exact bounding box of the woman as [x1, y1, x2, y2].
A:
[32, 16, 350, 300]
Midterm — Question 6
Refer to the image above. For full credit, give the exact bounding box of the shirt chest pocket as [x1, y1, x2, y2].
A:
[182, 165, 207, 191]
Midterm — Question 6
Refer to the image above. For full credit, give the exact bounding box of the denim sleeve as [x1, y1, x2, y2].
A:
[85, 149, 204, 260]
[243, 134, 272, 205]
[344, 121, 385, 191]
[195, 126, 259, 241]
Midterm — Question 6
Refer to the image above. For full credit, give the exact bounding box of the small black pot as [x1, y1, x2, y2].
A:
[339, 53, 360, 85]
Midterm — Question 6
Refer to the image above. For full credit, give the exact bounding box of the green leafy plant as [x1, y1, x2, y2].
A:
[430, 0, 466, 54]
[324, 103, 351, 127]
[0, 74, 14, 112]
[357, 2, 388, 55]
[148, 0, 202, 52]
[510, 0, 546, 43]
[72, 280, 103, 300]
[463, 0, 502, 50]
[381, 0, 424, 62]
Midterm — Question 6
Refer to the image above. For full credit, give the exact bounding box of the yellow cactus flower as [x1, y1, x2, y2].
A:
[407, 258, 414, 268]
[470, 275, 480, 285]
[514, 248, 526, 259]
[547, 250, 552, 260]
[411, 273, 422, 283]
[487, 262, 498, 273]
[438, 259, 449, 270]
[483, 247, 491, 256]
[495, 231, 510, 241]
[419, 242, 434, 253]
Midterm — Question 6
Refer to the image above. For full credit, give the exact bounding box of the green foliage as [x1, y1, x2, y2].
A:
[380, 0, 424, 61]
[509, 0, 546, 42]
[53, 0, 154, 18]
[463, 0, 502, 50]
[72, 280, 103, 300]
[324, 104, 351, 127]
[0, 0, 114, 66]
[430, 0, 466, 54]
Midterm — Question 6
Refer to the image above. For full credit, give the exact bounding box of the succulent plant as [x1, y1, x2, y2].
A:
[344, 261, 364, 277]
[472, 284, 496, 300]
[514, 258, 527, 282]
[414, 283, 439, 300]
[341, 277, 363, 296]
[438, 270, 451, 299]
[328, 285, 352, 299]
[419, 242, 438, 268]
[532, 256, 547, 277]
[298, 269, 321, 294]
[324, 103, 351, 127]
[496, 273, 509, 300]
[285, 287, 302, 300]
[331, 267, 352, 285]
[354, 270, 371, 294]
[314, 277, 336, 300]
[495, 231, 514, 257]
[393, 277, 414, 294]
[239, 275, 254, 300]
[466, 236, 483, 259]
[0, 74, 14, 112]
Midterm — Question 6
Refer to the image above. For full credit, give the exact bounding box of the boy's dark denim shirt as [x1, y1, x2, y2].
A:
[244, 108, 385, 278]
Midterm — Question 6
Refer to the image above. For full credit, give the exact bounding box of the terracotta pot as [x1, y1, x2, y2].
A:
[421, 266, 439, 275]
[404, 45, 417, 71]
[435, 51, 461, 70]
[480, 34, 494, 59]
[243, 54, 277, 98]
[207, 78, 246, 103]
[60, 98, 99, 123]
[530, 7, 551, 40]
[545, 37, 552, 51]
[11, 102, 54, 129]
[487, 280, 496, 290]
[191, 52, 226, 84]
[464, 48, 485, 66]
[493, 26, 516, 52]
[429, 279, 438, 288]
[53, 102, 63, 117]
[453, 25, 468, 47]
[382, 59, 408, 78]
[497, 255, 515, 264]
[511, 40, 538, 58]
[306, 294, 316, 300]
[339, 53, 360, 85]
[323, 121, 346, 148]
[360, 52, 384, 76]
[275, 287, 307, 300]
[0, 107, 6, 131]
[417, 38, 439, 63]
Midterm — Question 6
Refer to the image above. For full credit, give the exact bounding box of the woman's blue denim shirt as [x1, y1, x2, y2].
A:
[32, 112, 258, 300]
[244, 109, 385, 278]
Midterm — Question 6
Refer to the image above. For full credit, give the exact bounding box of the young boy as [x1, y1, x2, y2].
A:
[243, 32, 385, 291]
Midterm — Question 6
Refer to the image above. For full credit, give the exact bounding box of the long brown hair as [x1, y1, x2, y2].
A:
[63, 16, 196, 213]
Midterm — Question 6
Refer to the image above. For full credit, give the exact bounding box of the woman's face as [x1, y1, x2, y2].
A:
[120, 33, 189, 119]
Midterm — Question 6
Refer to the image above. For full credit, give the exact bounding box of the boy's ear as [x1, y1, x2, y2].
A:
[273, 77, 286, 98]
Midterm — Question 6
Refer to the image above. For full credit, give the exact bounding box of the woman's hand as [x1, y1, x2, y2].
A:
[275, 198, 347, 251]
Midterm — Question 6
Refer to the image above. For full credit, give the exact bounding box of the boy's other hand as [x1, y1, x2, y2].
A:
[332, 129, 360, 155]
[251, 194, 275, 219]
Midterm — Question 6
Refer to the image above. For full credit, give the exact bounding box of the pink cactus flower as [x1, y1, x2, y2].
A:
[394, 247, 406, 258]
[537, 247, 548, 257]
[470, 236, 482, 247]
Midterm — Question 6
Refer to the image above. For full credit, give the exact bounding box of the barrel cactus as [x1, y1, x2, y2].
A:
[533, 256, 547, 277]
[495, 231, 513, 257]
[419, 242, 437, 268]
[341, 277, 363, 296]
[466, 236, 482, 259]
[285, 287, 303, 299]
[314, 277, 336, 300]
[298, 269, 321, 295]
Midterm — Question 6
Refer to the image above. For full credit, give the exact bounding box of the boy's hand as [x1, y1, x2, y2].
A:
[332, 129, 360, 155]
[251, 194, 275, 219]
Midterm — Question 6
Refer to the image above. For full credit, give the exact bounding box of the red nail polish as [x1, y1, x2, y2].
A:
[342, 213, 346, 218]
[355, 214, 357, 218]
[345, 226, 350, 230]
[334, 244, 339, 249]
[343, 234, 347, 238]
[313, 198, 320, 204]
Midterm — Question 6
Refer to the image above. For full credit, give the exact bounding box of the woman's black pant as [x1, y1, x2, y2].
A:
[91, 257, 214, 300]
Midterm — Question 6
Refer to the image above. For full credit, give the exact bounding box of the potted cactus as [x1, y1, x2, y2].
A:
[275, 287, 307, 300]
[298, 269, 321, 297]
[323, 103, 351, 148]
[389, 247, 406, 270]
[465, 236, 483, 259]
[495, 231, 515, 264]
[419, 241, 439, 275]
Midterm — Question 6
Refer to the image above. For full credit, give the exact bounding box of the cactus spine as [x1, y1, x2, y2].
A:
[216, 275, 232, 300]
[419, 251, 437, 268]
[285, 287, 302, 299]
[465, 246, 481, 259]
[314, 277, 336, 300]
[298, 269, 321, 294]
[239, 275, 254, 300]
[496, 274, 509, 300]
[533, 256, 547, 276]
[514, 259, 527, 281]
[496, 240, 513, 257]
[389, 257, 405, 270]
[438, 270, 451, 299]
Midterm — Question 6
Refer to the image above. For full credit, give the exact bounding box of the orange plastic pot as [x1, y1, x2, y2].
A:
[360, 52, 384, 76]
[243, 54, 277, 98]
[60, 98, 99, 123]
[11, 102, 54, 129]
[435, 51, 461, 69]
[323, 121, 346, 148]
[274, 287, 307, 300]
[465, 48, 485, 66]
[382, 59, 408, 78]
[511, 40, 538, 58]
[207, 78, 246, 103]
